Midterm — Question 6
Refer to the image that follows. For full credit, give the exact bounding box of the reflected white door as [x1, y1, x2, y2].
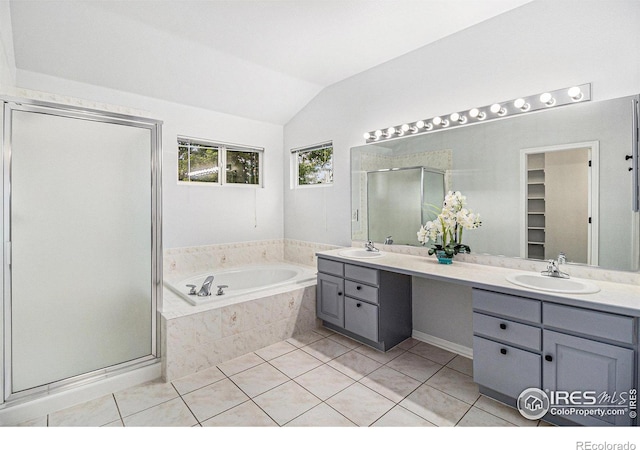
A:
[9, 108, 153, 393]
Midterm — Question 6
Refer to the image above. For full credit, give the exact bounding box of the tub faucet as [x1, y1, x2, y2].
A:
[365, 240, 379, 252]
[198, 275, 215, 296]
[216, 285, 228, 296]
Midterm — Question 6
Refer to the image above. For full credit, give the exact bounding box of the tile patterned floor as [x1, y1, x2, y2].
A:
[16, 328, 552, 427]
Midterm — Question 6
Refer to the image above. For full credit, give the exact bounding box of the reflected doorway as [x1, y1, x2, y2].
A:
[520, 142, 599, 265]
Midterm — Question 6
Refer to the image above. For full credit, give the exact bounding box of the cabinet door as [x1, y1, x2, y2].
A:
[317, 273, 345, 327]
[543, 330, 634, 426]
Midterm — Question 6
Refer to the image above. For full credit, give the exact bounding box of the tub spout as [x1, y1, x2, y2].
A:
[198, 276, 214, 296]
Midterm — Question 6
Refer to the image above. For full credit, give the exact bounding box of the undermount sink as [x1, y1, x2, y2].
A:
[338, 248, 384, 259]
[505, 273, 600, 294]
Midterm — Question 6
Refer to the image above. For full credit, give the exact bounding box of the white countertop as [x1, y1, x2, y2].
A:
[316, 248, 640, 317]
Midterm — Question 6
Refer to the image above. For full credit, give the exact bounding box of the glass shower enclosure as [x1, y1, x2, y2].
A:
[1, 99, 162, 403]
[367, 167, 445, 246]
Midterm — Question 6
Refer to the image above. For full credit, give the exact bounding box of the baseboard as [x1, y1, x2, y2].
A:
[412, 330, 473, 359]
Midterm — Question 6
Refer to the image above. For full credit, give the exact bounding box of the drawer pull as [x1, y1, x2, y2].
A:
[545, 355, 553, 362]
[499, 323, 507, 330]
[500, 348, 507, 355]
[356, 303, 362, 308]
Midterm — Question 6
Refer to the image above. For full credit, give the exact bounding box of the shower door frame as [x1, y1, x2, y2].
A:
[1, 97, 163, 404]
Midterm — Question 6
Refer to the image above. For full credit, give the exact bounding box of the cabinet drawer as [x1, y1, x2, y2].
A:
[473, 289, 541, 323]
[345, 280, 378, 304]
[344, 264, 379, 286]
[318, 258, 344, 277]
[473, 313, 541, 351]
[473, 336, 541, 399]
[345, 297, 379, 342]
[543, 303, 635, 345]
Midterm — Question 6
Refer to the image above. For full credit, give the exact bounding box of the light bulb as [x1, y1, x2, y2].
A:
[490, 103, 506, 116]
[401, 124, 410, 132]
[374, 129, 383, 138]
[450, 112, 467, 124]
[387, 127, 396, 136]
[540, 92, 555, 106]
[416, 120, 426, 129]
[568, 86, 583, 101]
[363, 132, 372, 140]
[514, 98, 530, 111]
[469, 108, 486, 120]
[433, 116, 449, 127]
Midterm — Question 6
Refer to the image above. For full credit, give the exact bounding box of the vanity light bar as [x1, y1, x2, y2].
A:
[363, 83, 592, 143]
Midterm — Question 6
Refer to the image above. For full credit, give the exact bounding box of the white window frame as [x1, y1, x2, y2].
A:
[291, 141, 334, 189]
[178, 136, 264, 187]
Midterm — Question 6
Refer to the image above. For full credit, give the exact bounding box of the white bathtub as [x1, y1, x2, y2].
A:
[165, 263, 317, 306]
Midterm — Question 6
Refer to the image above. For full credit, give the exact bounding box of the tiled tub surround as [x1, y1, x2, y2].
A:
[161, 239, 339, 381]
[163, 239, 339, 281]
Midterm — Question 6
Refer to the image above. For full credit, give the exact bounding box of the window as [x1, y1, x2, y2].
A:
[292, 141, 333, 187]
[178, 137, 263, 186]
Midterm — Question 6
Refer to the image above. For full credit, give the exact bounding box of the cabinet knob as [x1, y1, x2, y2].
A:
[545, 355, 553, 362]
[338, 291, 343, 296]
[500, 348, 507, 355]
[499, 323, 507, 330]
[356, 285, 362, 290]
[356, 303, 362, 308]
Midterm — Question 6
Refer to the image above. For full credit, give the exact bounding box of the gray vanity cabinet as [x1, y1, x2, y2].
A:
[472, 287, 638, 427]
[316, 256, 412, 351]
[543, 330, 634, 426]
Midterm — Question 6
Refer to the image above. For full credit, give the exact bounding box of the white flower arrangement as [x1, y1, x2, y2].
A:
[417, 190, 482, 257]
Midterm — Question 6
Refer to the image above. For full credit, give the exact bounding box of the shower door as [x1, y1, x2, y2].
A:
[367, 167, 445, 245]
[2, 101, 162, 400]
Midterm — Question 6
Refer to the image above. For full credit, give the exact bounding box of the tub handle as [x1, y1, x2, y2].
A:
[186, 284, 197, 295]
[217, 285, 229, 296]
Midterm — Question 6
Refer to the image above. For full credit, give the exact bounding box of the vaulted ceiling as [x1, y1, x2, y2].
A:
[8, 0, 532, 124]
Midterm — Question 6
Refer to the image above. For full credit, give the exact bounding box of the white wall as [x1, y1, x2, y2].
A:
[15, 71, 284, 249]
[283, 0, 640, 247]
[0, 1, 15, 89]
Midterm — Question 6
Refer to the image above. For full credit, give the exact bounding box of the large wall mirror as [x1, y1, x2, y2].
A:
[351, 94, 640, 272]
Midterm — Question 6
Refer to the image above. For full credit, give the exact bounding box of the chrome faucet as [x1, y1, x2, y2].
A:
[197, 275, 215, 296]
[384, 236, 393, 245]
[365, 240, 379, 252]
[542, 253, 569, 278]
[216, 285, 228, 296]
